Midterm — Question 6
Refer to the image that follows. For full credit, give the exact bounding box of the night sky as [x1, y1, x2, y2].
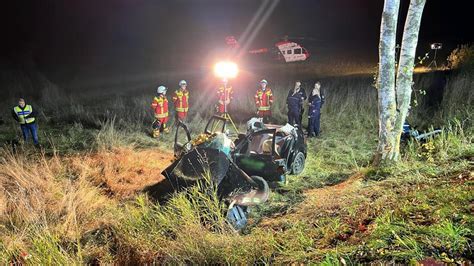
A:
[1, 0, 472, 85]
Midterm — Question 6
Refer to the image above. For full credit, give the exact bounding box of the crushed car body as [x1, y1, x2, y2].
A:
[234, 118, 307, 183]
[160, 115, 307, 229]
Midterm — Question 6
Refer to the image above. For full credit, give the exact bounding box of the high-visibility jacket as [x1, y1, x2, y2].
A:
[13, 105, 35, 124]
[217, 86, 233, 112]
[151, 95, 169, 119]
[172, 89, 189, 113]
[254, 88, 273, 111]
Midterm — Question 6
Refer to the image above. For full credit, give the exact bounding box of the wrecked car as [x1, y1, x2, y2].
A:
[161, 116, 307, 229]
[233, 117, 307, 184]
[161, 117, 270, 229]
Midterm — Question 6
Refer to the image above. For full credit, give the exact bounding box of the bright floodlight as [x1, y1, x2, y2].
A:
[431, 43, 442, 50]
[214, 61, 239, 79]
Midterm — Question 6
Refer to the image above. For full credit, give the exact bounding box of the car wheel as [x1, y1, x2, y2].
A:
[291, 152, 305, 175]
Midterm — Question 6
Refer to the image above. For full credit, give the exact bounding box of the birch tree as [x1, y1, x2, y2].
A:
[375, 0, 427, 165]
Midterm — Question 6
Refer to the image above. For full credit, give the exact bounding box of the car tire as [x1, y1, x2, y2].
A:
[291, 152, 305, 175]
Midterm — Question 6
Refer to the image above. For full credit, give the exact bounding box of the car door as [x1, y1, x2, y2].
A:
[204, 115, 228, 135]
[174, 121, 192, 157]
[233, 129, 284, 182]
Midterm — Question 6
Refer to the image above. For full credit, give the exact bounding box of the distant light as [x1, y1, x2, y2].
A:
[431, 43, 442, 50]
[214, 61, 239, 79]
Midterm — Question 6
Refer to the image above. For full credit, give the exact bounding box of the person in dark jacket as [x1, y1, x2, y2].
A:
[298, 82, 308, 124]
[12, 97, 39, 145]
[308, 82, 324, 137]
[286, 81, 306, 127]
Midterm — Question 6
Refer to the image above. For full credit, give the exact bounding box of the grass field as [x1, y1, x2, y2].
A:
[0, 62, 473, 264]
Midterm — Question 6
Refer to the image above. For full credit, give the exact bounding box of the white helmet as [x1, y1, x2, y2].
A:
[157, 85, 167, 94]
[247, 117, 265, 133]
[260, 79, 268, 84]
[179, 80, 187, 86]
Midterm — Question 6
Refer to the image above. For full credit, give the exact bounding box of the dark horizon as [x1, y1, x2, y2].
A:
[1, 0, 472, 88]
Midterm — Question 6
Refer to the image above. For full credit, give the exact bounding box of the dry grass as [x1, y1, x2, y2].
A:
[0, 62, 472, 263]
[0, 145, 176, 264]
[70, 147, 173, 198]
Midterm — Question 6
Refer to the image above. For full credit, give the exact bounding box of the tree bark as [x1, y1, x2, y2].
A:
[374, 0, 400, 165]
[374, 0, 426, 166]
[393, 0, 427, 149]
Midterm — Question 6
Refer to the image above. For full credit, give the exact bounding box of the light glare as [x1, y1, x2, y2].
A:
[214, 61, 239, 79]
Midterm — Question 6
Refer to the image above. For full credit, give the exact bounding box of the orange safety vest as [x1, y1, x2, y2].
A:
[151, 95, 169, 119]
[254, 88, 273, 111]
[172, 89, 189, 113]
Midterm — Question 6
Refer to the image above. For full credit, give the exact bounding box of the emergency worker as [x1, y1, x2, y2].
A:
[12, 97, 39, 145]
[254, 79, 273, 123]
[216, 79, 233, 114]
[151, 85, 169, 138]
[172, 80, 190, 123]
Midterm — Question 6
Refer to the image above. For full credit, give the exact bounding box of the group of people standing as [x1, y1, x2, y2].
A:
[151, 80, 189, 138]
[250, 79, 324, 137]
[8, 79, 323, 146]
[286, 81, 325, 137]
[250, 79, 325, 137]
[151, 78, 324, 138]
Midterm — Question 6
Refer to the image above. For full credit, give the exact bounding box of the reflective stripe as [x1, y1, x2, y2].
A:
[173, 89, 189, 111]
[13, 105, 35, 124]
[153, 96, 168, 118]
[175, 107, 188, 112]
[155, 113, 168, 118]
[17, 111, 31, 115]
[255, 88, 272, 110]
[153, 97, 163, 104]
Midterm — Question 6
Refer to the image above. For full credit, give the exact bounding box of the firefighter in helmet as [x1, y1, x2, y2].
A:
[254, 79, 273, 123]
[172, 80, 190, 123]
[216, 79, 234, 114]
[151, 86, 169, 138]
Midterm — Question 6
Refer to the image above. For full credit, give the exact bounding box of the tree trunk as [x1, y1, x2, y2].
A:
[393, 0, 427, 147]
[374, 0, 400, 165]
[374, 0, 426, 166]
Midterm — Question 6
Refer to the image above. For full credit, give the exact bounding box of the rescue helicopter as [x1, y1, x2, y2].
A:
[225, 35, 311, 63]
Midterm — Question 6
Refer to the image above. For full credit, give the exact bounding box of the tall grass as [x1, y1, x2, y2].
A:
[0, 147, 276, 264]
[118, 175, 274, 264]
[0, 148, 119, 264]
[0, 62, 472, 263]
[441, 72, 474, 126]
[1, 113, 472, 264]
[1, 65, 471, 153]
